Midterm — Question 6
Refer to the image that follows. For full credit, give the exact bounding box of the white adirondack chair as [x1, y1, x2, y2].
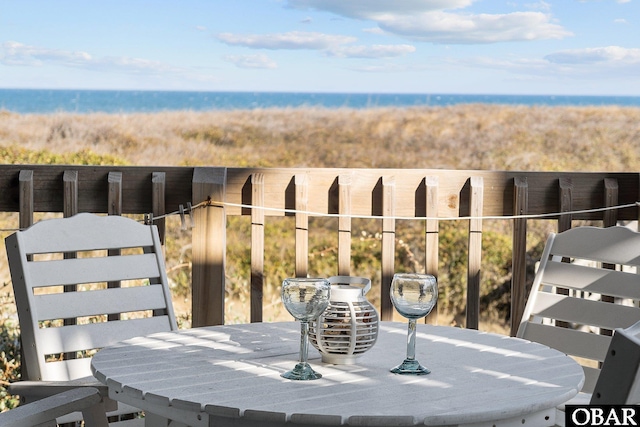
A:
[590, 320, 640, 405]
[5, 213, 178, 426]
[0, 387, 109, 427]
[555, 321, 640, 427]
[517, 226, 640, 395]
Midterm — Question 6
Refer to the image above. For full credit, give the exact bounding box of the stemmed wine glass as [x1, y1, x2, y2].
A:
[281, 277, 331, 380]
[390, 273, 438, 375]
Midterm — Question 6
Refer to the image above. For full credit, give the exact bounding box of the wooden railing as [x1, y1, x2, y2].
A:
[1, 165, 638, 335]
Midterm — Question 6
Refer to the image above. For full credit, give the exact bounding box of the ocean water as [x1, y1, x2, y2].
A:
[1, 88, 640, 114]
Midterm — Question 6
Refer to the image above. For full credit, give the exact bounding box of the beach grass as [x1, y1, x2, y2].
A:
[1, 104, 639, 171]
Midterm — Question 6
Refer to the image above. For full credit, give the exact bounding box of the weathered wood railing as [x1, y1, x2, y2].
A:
[1, 165, 638, 335]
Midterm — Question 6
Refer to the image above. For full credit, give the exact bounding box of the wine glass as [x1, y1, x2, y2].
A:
[281, 277, 331, 380]
[390, 273, 438, 375]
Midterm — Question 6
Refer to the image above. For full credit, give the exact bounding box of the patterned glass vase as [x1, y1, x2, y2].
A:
[309, 276, 379, 364]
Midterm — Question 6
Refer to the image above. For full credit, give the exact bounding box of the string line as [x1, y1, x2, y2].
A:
[1, 200, 636, 232]
[204, 200, 639, 222]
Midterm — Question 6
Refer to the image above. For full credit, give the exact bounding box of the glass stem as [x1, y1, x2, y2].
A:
[299, 321, 310, 364]
[406, 319, 417, 361]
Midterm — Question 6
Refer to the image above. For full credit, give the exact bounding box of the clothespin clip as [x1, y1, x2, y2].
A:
[179, 204, 187, 230]
[186, 202, 195, 228]
[144, 213, 153, 225]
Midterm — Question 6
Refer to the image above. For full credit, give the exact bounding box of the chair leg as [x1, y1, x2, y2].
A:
[144, 413, 171, 427]
[82, 400, 109, 427]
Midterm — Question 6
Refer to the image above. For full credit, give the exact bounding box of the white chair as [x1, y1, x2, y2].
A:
[590, 320, 640, 404]
[5, 213, 178, 426]
[555, 321, 640, 427]
[517, 226, 640, 394]
[0, 387, 108, 427]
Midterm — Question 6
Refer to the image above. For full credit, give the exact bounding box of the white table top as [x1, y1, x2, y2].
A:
[91, 322, 584, 427]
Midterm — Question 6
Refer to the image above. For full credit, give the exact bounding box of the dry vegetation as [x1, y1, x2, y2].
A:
[1, 104, 639, 171]
[1, 104, 639, 408]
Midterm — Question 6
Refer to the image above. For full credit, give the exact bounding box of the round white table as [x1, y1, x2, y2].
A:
[91, 322, 584, 427]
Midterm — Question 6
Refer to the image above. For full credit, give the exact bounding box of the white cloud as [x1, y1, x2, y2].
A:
[545, 46, 640, 65]
[1, 41, 92, 67]
[349, 63, 412, 73]
[326, 44, 416, 58]
[286, 0, 473, 18]
[0, 41, 181, 75]
[286, 0, 572, 44]
[216, 31, 356, 50]
[449, 46, 640, 82]
[378, 11, 572, 43]
[363, 27, 386, 35]
[224, 54, 278, 69]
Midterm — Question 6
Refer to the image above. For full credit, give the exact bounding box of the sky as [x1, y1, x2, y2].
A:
[1, 0, 639, 96]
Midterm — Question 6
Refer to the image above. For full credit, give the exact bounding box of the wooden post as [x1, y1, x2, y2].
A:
[338, 174, 352, 276]
[466, 177, 483, 330]
[295, 174, 309, 278]
[192, 167, 227, 327]
[510, 177, 528, 336]
[250, 173, 265, 323]
[425, 176, 439, 325]
[381, 176, 395, 321]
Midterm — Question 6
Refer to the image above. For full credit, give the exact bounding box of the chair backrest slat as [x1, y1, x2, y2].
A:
[6, 213, 178, 382]
[543, 262, 640, 300]
[35, 285, 171, 321]
[517, 226, 640, 394]
[37, 316, 174, 357]
[530, 292, 640, 331]
[25, 253, 163, 288]
[521, 322, 611, 361]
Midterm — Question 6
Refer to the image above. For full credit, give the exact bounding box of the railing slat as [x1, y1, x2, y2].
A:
[559, 177, 573, 232]
[108, 172, 123, 216]
[107, 172, 123, 322]
[19, 170, 34, 229]
[295, 174, 309, 278]
[511, 176, 528, 336]
[338, 174, 352, 276]
[152, 172, 167, 244]
[425, 176, 439, 325]
[556, 177, 573, 328]
[62, 170, 79, 359]
[466, 176, 483, 330]
[251, 173, 265, 323]
[381, 176, 395, 321]
[604, 178, 618, 227]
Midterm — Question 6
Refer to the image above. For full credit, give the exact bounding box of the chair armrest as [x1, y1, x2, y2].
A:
[0, 387, 109, 427]
[8, 379, 116, 411]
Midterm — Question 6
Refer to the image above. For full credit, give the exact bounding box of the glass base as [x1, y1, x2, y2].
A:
[390, 358, 431, 375]
[281, 362, 323, 380]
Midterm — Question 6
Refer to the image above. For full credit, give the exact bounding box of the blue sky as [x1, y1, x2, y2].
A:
[1, 0, 639, 95]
